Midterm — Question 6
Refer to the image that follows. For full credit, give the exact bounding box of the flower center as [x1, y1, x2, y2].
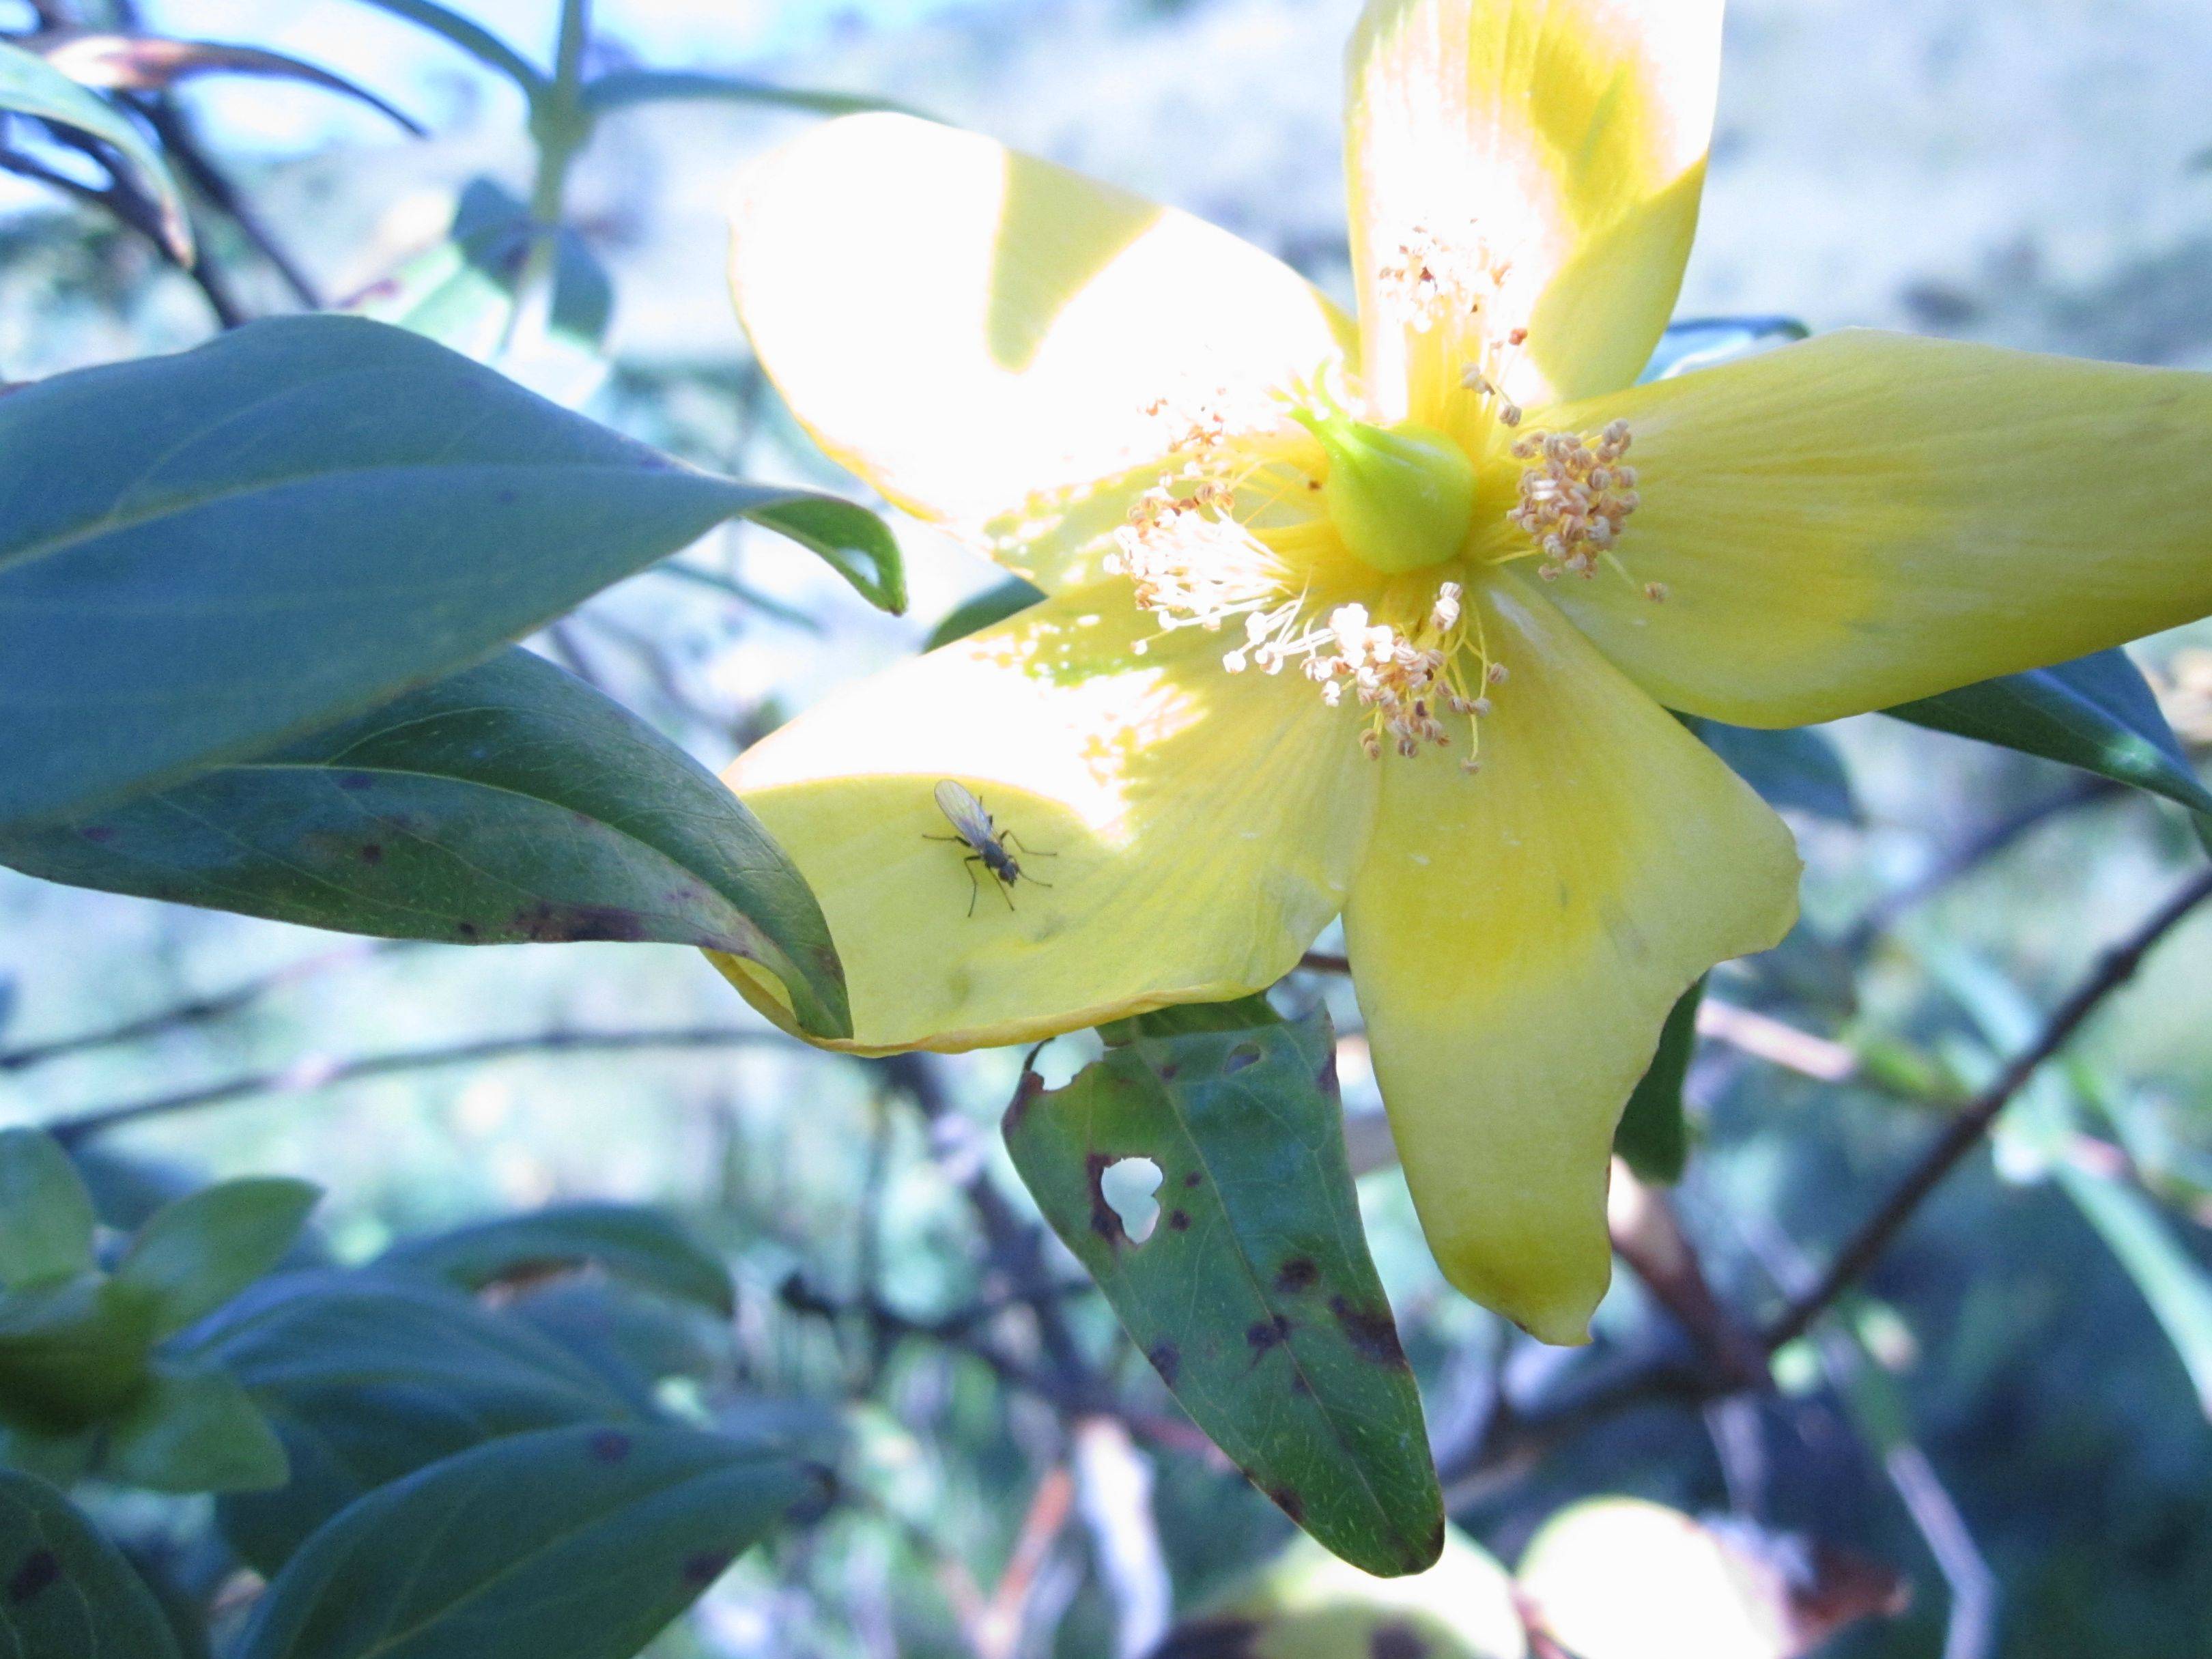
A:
[1286, 408, 1477, 575]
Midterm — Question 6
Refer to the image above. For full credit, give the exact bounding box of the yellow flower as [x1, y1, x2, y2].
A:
[715, 0, 2212, 1344]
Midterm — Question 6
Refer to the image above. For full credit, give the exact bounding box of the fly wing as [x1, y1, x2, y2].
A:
[933, 778, 994, 845]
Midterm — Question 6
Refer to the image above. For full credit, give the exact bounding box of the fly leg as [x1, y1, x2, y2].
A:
[963, 857, 984, 918]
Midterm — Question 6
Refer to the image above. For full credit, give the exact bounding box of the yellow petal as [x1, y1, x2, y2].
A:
[1343, 577, 1798, 1343]
[729, 113, 1358, 591]
[1539, 330, 2212, 726]
[716, 584, 1376, 1053]
[1344, 0, 1722, 426]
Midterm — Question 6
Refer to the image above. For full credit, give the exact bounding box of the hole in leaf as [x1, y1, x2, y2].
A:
[1098, 1157, 1164, 1244]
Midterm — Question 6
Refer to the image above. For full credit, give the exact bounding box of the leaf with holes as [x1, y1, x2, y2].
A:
[231, 1423, 824, 1659]
[0, 315, 902, 830]
[0, 647, 849, 1039]
[1004, 1003, 1442, 1577]
[194, 1271, 640, 1574]
[0, 1469, 183, 1659]
[1886, 647, 2212, 817]
[0, 38, 192, 260]
[376, 1201, 733, 1316]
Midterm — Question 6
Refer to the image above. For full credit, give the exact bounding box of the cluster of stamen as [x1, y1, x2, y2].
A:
[1104, 395, 1503, 771]
[1375, 220, 1512, 335]
[1506, 420, 1647, 587]
[1311, 585, 1503, 770]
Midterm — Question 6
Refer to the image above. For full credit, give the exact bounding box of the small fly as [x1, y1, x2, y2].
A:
[926, 780, 1055, 916]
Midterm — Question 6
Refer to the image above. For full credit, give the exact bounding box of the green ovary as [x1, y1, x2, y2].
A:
[1292, 409, 1478, 576]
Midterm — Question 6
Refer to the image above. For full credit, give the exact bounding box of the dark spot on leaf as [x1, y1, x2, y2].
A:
[337, 771, 375, 791]
[1317, 1051, 1339, 1095]
[1223, 1043, 1262, 1074]
[682, 1551, 731, 1585]
[1167, 1208, 1191, 1232]
[1275, 1257, 1320, 1293]
[457, 921, 480, 940]
[1182, 1170, 1203, 1188]
[1290, 1370, 1312, 1395]
[1246, 1314, 1292, 1353]
[1084, 1153, 1124, 1245]
[79, 825, 116, 845]
[589, 1429, 632, 1463]
[1267, 1486, 1305, 1524]
[1329, 1294, 1408, 1367]
[511, 901, 651, 944]
[1148, 1341, 1180, 1385]
[1370, 1622, 1430, 1659]
[498, 487, 518, 505]
[1157, 1062, 1179, 1080]
[360, 842, 384, 865]
[7, 1548, 59, 1604]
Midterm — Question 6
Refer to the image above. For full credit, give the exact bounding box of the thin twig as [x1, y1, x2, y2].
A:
[44, 1024, 789, 1145]
[1764, 866, 2212, 1349]
[127, 93, 320, 307]
[0, 940, 403, 1075]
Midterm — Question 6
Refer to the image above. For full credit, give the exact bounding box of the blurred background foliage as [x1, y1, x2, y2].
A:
[3, 0, 2211, 1654]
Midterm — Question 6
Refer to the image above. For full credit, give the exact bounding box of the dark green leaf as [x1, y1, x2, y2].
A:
[1004, 1005, 1443, 1577]
[0, 1129, 97, 1292]
[378, 1201, 734, 1316]
[347, 0, 547, 98]
[1689, 722, 1858, 823]
[924, 576, 1047, 651]
[0, 315, 902, 829]
[0, 39, 192, 261]
[0, 1469, 183, 1659]
[1886, 649, 2212, 815]
[197, 1271, 638, 1573]
[110, 1178, 320, 1339]
[580, 67, 909, 120]
[105, 1357, 287, 1494]
[232, 1423, 823, 1659]
[0, 648, 850, 1040]
[1613, 978, 1702, 1185]
[508, 1281, 726, 1407]
[1639, 315, 1809, 383]
[0, 1273, 152, 1434]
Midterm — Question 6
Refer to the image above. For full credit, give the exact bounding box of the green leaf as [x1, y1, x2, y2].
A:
[0, 1129, 97, 1292]
[2050, 1156, 2212, 1421]
[1886, 648, 2212, 816]
[105, 1357, 288, 1494]
[110, 1178, 320, 1340]
[1004, 1004, 1443, 1577]
[349, 178, 612, 406]
[922, 576, 1047, 651]
[0, 315, 903, 830]
[580, 67, 909, 120]
[0, 39, 193, 261]
[1688, 721, 1858, 823]
[1639, 315, 1809, 384]
[0, 1274, 153, 1434]
[1614, 977, 1702, 1185]
[346, 0, 548, 98]
[0, 1469, 184, 1659]
[232, 1423, 823, 1659]
[378, 1201, 734, 1316]
[197, 1271, 638, 1573]
[0, 648, 851, 1040]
